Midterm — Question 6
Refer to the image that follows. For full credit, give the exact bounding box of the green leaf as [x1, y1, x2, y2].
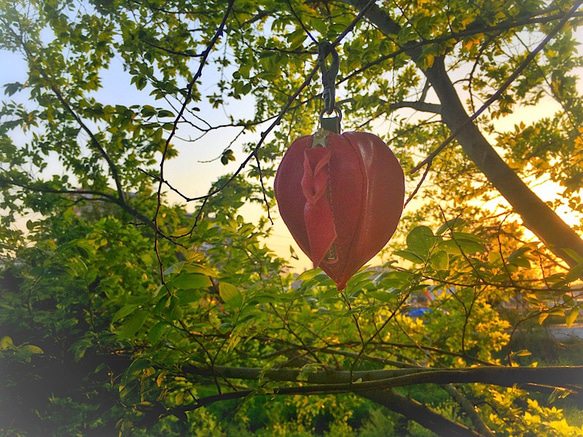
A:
[507, 246, 533, 268]
[436, 218, 465, 235]
[153, 294, 172, 315]
[164, 261, 185, 276]
[117, 309, 148, 339]
[565, 262, 583, 283]
[112, 304, 139, 323]
[563, 248, 583, 264]
[219, 282, 243, 307]
[157, 109, 174, 118]
[406, 226, 435, 258]
[220, 149, 236, 165]
[565, 307, 579, 328]
[296, 268, 321, 282]
[167, 295, 183, 320]
[311, 17, 328, 35]
[176, 288, 202, 304]
[286, 28, 307, 48]
[183, 263, 219, 277]
[3, 82, 23, 96]
[377, 270, 412, 288]
[395, 249, 425, 263]
[453, 238, 486, 254]
[451, 232, 485, 243]
[70, 338, 92, 362]
[141, 105, 157, 117]
[0, 336, 14, 350]
[507, 246, 532, 262]
[369, 290, 399, 303]
[438, 240, 462, 255]
[21, 344, 44, 355]
[148, 321, 168, 345]
[430, 250, 449, 270]
[123, 358, 152, 385]
[172, 272, 212, 290]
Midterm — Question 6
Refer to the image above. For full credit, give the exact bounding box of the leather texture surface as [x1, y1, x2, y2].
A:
[275, 130, 405, 289]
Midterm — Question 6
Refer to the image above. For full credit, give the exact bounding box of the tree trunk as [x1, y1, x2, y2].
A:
[348, 0, 583, 269]
[424, 57, 583, 268]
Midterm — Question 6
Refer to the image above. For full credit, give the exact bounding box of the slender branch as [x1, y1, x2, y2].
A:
[154, 0, 235, 284]
[285, 0, 318, 44]
[0, 171, 159, 231]
[3, 21, 127, 205]
[443, 384, 495, 437]
[389, 100, 442, 114]
[338, 4, 583, 86]
[253, 152, 273, 224]
[404, 160, 431, 208]
[182, 1, 381, 207]
[141, 38, 203, 58]
[47, 85, 126, 203]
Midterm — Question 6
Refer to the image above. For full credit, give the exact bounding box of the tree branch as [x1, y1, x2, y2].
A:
[443, 384, 495, 437]
[349, 0, 583, 271]
[362, 389, 482, 437]
[4, 24, 127, 205]
[0, 171, 159, 233]
[389, 100, 442, 114]
[154, 0, 235, 284]
[182, 364, 583, 393]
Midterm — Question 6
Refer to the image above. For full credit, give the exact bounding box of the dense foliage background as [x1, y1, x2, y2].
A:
[1, 0, 583, 435]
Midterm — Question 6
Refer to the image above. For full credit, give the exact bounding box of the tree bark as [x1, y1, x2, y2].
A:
[361, 389, 481, 437]
[183, 364, 583, 393]
[424, 57, 583, 268]
[347, 0, 583, 269]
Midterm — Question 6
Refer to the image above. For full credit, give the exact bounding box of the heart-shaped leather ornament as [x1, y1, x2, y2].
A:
[274, 130, 405, 289]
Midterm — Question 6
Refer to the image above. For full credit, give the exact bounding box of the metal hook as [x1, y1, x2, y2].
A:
[320, 107, 342, 134]
[318, 41, 339, 115]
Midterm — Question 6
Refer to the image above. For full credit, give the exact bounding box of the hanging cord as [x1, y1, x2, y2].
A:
[318, 41, 342, 133]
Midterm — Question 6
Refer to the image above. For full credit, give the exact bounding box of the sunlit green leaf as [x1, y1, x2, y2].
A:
[565, 307, 579, 328]
[172, 272, 212, 290]
[219, 282, 243, 307]
[406, 226, 435, 258]
[430, 250, 449, 270]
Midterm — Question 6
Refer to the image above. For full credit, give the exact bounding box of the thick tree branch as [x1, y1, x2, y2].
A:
[348, 0, 583, 270]
[183, 364, 583, 393]
[171, 385, 482, 436]
[362, 389, 482, 437]
[170, 365, 582, 435]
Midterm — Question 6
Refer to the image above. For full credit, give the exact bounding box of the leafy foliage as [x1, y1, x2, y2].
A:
[1, 0, 583, 435]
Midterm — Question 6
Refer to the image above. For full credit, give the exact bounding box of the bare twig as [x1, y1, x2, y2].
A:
[154, 0, 235, 284]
